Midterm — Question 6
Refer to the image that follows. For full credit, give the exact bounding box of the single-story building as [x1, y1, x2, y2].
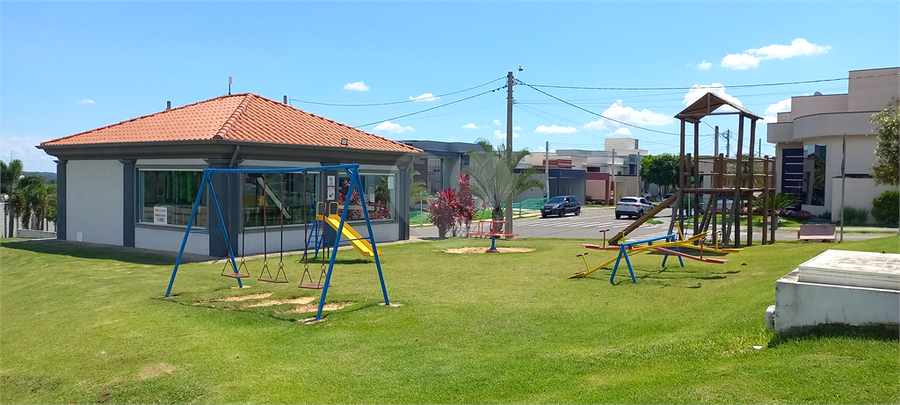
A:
[39, 93, 423, 257]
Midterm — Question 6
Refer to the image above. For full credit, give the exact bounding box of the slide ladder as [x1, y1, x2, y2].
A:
[608, 194, 678, 246]
[324, 216, 376, 258]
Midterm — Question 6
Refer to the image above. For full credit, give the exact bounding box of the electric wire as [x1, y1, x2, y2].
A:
[353, 85, 506, 128]
[289, 76, 506, 107]
[524, 71, 899, 91]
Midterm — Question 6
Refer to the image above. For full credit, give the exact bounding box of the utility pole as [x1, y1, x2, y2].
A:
[724, 129, 732, 158]
[714, 126, 719, 156]
[545, 141, 550, 200]
[506, 71, 515, 233]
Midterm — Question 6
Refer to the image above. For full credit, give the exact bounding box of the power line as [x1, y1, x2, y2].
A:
[516, 79, 687, 136]
[354, 85, 506, 128]
[289, 76, 506, 107]
[523, 71, 899, 92]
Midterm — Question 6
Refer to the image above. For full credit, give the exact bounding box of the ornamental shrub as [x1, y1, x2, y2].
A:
[871, 190, 899, 225]
[455, 174, 477, 236]
[428, 188, 459, 239]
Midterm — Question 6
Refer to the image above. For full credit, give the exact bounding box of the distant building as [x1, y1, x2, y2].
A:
[767, 67, 899, 221]
[523, 137, 649, 203]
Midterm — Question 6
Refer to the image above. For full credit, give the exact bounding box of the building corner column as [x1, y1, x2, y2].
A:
[56, 160, 67, 241]
[121, 159, 136, 247]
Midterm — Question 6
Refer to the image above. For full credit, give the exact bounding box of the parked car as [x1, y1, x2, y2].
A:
[541, 195, 581, 218]
[615, 196, 654, 219]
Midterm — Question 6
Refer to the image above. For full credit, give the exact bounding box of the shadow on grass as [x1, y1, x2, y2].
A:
[1, 238, 180, 265]
[769, 323, 900, 348]
[583, 265, 740, 288]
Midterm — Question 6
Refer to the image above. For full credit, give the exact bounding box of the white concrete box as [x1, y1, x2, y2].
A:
[775, 250, 900, 334]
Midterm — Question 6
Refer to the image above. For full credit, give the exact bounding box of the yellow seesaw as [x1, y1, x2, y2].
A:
[570, 232, 711, 282]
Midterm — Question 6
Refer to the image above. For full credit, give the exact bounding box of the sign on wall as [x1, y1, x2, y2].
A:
[154, 206, 167, 224]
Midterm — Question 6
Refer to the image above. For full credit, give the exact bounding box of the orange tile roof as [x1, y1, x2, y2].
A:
[41, 93, 423, 154]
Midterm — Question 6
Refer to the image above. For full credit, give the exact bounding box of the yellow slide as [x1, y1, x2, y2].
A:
[323, 216, 377, 258]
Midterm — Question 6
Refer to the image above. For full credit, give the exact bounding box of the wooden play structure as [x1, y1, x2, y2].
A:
[608, 93, 777, 248]
[671, 93, 777, 248]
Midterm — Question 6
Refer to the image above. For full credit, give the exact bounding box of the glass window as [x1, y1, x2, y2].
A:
[243, 172, 319, 228]
[803, 145, 826, 206]
[336, 173, 394, 220]
[140, 170, 207, 227]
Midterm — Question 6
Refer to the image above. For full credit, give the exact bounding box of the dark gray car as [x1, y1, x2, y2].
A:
[541, 195, 581, 218]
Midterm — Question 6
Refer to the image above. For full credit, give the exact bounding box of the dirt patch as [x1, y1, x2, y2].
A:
[196, 292, 273, 304]
[240, 296, 317, 309]
[279, 301, 354, 315]
[139, 363, 176, 379]
[444, 247, 535, 254]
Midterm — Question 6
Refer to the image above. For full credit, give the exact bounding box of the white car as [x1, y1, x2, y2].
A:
[615, 197, 655, 219]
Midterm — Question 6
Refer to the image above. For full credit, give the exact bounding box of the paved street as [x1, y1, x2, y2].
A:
[410, 207, 897, 243]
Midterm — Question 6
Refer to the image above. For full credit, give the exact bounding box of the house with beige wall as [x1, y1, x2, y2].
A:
[767, 67, 899, 222]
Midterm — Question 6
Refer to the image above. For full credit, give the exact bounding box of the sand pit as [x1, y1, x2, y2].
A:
[443, 247, 535, 254]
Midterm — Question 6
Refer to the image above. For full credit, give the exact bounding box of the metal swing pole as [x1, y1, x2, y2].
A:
[354, 168, 390, 306]
[166, 171, 243, 297]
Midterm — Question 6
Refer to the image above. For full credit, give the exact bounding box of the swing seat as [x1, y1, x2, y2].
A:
[258, 278, 290, 284]
[221, 273, 251, 279]
[299, 283, 328, 290]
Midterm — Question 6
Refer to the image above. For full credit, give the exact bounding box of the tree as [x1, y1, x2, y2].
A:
[15, 174, 52, 230]
[410, 169, 427, 205]
[1, 159, 24, 235]
[871, 98, 899, 186]
[462, 140, 543, 229]
[639, 154, 679, 197]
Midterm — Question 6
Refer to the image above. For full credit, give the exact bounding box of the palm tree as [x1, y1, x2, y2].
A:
[462, 140, 543, 229]
[1, 159, 24, 236]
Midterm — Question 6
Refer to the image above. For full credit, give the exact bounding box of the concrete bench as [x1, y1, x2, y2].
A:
[798, 224, 836, 242]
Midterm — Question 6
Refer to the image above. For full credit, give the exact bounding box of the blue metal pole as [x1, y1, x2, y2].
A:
[352, 167, 391, 306]
[316, 170, 358, 320]
[207, 171, 242, 287]
[165, 172, 210, 297]
[610, 246, 626, 284]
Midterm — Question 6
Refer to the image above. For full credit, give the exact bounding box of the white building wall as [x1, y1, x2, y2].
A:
[830, 177, 898, 223]
[66, 160, 124, 245]
[135, 226, 209, 256]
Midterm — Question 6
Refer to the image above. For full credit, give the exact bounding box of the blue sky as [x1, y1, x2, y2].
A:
[2, 1, 898, 172]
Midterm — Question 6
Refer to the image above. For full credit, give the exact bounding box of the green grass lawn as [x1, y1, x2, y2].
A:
[2, 236, 898, 403]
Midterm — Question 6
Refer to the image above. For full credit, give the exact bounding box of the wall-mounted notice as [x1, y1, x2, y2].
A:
[154, 206, 168, 224]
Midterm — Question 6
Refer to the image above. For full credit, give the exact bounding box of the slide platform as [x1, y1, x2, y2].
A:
[324, 216, 377, 258]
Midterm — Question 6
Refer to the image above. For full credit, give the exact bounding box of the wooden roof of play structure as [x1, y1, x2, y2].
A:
[675, 92, 764, 123]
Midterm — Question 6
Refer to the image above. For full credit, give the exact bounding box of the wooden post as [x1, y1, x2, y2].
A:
[733, 114, 744, 247]
[747, 119, 756, 246]
[693, 122, 701, 236]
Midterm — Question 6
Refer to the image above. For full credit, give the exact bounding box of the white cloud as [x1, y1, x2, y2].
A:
[492, 119, 502, 125]
[697, 60, 712, 70]
[343, 81, 370, 91]
[722, 38, 831, 70]
[584, 101, 674, 131]
[494, 130, 520, 139]
[611, 128, 632, 136]
[514, 126, 522, 131]
[721, 53, 759, 70]
[535, 125, 577, 134]
[462, 123, 479, 129]
[77, 99, 95, 105]
[409, 93, 439, 102]
[751, 38, 831, 60]
[764, 98, 792, 123]
[683, 84, 743, 109]
[374, 121, 414, 133]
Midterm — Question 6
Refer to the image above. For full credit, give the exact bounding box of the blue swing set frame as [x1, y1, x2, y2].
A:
[164, 163, 390, 321]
